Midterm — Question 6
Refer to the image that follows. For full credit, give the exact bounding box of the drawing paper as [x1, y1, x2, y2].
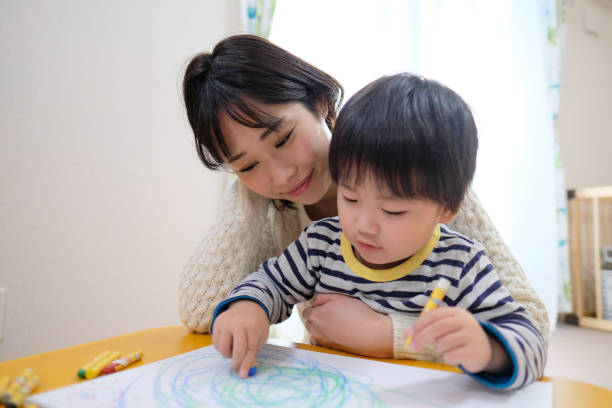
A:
[28, 344, 552, 407]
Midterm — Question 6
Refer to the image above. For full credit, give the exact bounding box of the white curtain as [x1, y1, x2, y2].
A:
[241, 0, 277, 37]
[271, 0, 563, 329]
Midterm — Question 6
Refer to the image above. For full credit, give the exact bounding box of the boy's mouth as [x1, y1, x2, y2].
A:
[357, 240, 381, 251]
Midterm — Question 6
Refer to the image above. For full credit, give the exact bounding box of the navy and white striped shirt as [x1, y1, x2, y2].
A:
[214, 217, 545, 390]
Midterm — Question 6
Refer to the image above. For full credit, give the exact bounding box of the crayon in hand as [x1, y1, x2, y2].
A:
[405, 278, 451, 349]
[248, 365, 257, 377]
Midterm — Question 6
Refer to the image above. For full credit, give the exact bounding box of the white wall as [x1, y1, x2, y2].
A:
[558, 0, 612, 189]
[0, 0, 242, 360]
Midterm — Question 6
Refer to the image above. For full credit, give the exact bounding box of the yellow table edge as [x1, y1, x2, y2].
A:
[0, 326, 610, 407]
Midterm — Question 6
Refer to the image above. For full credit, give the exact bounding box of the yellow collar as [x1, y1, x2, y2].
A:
[340, 224, 441, 282]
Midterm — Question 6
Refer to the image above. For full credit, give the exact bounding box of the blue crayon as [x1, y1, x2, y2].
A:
[248, 366, 257, 377]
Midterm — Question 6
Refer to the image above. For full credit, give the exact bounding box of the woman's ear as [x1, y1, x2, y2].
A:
[316, 99, 329, 120]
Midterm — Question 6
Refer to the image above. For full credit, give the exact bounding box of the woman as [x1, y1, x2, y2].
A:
[179, 34, 549, 359]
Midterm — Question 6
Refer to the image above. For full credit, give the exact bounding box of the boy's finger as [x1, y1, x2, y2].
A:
[433, 330, 467, 354]
[440, 346, 478, 369]
[238, 345, 259, 378]
[231, 330, 247, 372]
[410, 315, 460, 352]
[411, 307, 455, 334]
[215, 329, 233, 359]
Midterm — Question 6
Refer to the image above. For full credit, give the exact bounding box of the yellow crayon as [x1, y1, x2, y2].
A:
[1, 368, 33, 404]
[18, 373, 39, 395]
[0, 375, 11, 393]
[6, 373, 39, 407]
[78, 350, 112, 378]
[86, 351, 120, 379]
[405, 278, 451, 349]
[7, 389, 27, 408]
[6, 374, 38, 408]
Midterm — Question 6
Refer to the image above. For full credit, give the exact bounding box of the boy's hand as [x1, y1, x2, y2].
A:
[406, 307, 510, 374]
[212, 299, 270, 378]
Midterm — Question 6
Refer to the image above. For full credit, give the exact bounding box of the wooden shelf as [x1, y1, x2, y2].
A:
[567, 187, 612, 332]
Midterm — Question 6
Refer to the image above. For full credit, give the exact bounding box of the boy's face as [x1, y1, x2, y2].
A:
[337, 173, 456, 269]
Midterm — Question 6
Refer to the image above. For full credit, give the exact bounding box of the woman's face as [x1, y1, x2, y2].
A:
[219, 102, 332, 205]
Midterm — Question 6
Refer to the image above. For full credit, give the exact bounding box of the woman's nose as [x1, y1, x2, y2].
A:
[270, 160, 297, 190]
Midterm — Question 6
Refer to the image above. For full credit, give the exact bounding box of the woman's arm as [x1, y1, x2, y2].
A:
[179, 180, 277, 333]
[302, 293, 394, 358]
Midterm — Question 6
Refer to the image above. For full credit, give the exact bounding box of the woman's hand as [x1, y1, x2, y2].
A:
[302, 293, 393, 358]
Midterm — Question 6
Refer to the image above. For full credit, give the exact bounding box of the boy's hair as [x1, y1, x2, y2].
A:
[183, 34, 344, 170]
[329, 73, 477, 212]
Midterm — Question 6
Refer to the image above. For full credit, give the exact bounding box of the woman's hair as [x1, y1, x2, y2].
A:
[329, 73, 478, 212]
[183, 34, 344, 170]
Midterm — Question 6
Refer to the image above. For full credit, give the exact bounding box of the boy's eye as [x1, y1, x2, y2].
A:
[343, 195, 357, 203]
[383, 210, 406, 216]
[239, 162, 258, 173]
[275, 128, 294, 148]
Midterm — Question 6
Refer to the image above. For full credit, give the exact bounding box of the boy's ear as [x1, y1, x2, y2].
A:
[438, 205, 459, 224]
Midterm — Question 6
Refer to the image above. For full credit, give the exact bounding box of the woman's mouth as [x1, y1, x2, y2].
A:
[288, 172, 313, 197]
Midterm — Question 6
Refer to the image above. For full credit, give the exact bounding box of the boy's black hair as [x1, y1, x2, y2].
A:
[329, 73, 477, 212]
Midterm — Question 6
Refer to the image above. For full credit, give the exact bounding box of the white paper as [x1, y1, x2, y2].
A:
[28, 344, 552, 407]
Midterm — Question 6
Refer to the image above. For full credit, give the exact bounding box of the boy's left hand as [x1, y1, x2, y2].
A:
[406, 307, 509, 374]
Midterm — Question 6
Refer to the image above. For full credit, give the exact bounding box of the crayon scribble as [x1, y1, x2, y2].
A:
[119, 347, 385, 408]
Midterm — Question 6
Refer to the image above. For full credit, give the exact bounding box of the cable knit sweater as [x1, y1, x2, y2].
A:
[179, 180, 550, 359]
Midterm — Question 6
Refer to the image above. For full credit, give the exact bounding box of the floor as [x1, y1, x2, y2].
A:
[545, 322, 612, 390]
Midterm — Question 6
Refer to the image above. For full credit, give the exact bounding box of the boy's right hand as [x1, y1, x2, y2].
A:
[212, 299, 270, 378]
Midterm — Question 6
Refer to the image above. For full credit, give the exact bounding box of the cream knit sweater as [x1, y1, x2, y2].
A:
[179, 180, 549, 359]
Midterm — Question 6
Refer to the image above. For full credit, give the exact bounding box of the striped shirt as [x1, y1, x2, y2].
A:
[214, 217, 545, 390]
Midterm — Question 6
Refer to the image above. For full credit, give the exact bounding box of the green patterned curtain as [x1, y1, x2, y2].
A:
[241, 0, 277, 37]
[547, 0, 571, 313]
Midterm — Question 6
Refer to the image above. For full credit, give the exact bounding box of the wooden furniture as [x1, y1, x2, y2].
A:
[1, 326, 611, 407]
[567, 186, 612, 332]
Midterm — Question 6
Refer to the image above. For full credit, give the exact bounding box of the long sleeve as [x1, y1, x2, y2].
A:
[179, 180, 279, 333]
[219, 228, 318, 324]
[391, 189, 549, 361]
[454, 244, 545, 390]
[447, 189, 550, 345]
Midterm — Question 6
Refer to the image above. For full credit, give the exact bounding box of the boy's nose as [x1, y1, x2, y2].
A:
[355, 212, 379, 236]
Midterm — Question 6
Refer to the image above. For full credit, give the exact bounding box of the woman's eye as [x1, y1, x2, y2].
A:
[239, 163, 258, 173]
[383, 210, 406, 216]
[275, 129, 294, 148]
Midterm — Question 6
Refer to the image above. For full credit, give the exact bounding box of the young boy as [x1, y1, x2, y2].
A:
[211, 73, 545, 390]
